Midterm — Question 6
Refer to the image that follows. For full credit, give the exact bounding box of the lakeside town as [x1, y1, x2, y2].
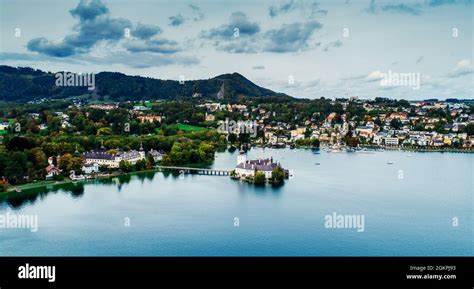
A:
[0, 96, 473, 192]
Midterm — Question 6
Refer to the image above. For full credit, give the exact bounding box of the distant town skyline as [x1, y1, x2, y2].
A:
[0, 0, 473, 100]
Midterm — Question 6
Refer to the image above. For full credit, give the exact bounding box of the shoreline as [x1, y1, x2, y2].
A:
[357, 145, 474, 153]
[0, 161, 216, 198]
[1, 147, 472, 198]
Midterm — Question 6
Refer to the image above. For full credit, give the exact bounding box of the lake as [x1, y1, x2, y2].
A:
[0, 148, 472, 256]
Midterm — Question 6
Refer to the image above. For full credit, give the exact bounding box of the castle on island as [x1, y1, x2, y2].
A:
[234, 150, 289, 180]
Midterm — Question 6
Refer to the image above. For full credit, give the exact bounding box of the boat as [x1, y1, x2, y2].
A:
[315, 162, 321, 165]
[387, 161, 394, 165]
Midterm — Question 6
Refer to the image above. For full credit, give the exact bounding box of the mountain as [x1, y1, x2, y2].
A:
[0, 65, 288, 102]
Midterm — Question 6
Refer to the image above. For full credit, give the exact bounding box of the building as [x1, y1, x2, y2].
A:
[89, 104, 117, 110]
[137, 115, 161, 123]
[148, 149, 165, 162]
[45, 165, 62, 179]
[384, 137, 399, 146]
[83, 147, 145, 168]
[205, 113, 215, 122]
[82, 163, 99, 174]
[234, 152, 288, 179]
[133, 105, 151, 111]
[355, 126, 373, 138]
[373, 134, 384, 145]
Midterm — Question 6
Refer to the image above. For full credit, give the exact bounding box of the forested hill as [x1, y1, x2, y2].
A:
[0, 65, 289, 102]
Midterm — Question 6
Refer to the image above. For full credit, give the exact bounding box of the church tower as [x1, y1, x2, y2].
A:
[139, 142, 145, 159]
[237, 147, 246, 165]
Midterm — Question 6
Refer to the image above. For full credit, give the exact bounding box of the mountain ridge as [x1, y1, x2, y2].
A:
[0, 65, 290, 102]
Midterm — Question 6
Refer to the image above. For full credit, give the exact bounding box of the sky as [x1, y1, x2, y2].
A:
[0, 0, 473, 100]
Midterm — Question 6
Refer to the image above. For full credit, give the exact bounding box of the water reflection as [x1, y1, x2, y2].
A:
[0, 165, 288, 209]
[0, 182, 86, 210]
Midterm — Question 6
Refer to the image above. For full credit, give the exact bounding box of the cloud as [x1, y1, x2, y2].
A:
[269, 0, 327, 18]
[269, 0, 298, 17]
[168, 4, 204, 26]
[0, 52, 82, 63]
[427, 0, 473, 7]
[81, 52, 199, 68]
[27, 38, 76, 57]
[448, 59, 473, 77]
[28, 14, 131, 57]
[169, 14, 185, 26]
[341, 71, 383, 83]
[188, 4, 205, 21]
[366, 0, 471, 15]
[0, 51, 197, 69]
[366, 1, 422, 15]
[323, 40, 342, 52]
[69, 0, 108, 21]
[124, 39, 181, 54]
[133, 23, 161, 39]
[366, 70, 384, 82]
[263, 21, 322, 53]
[27, 0, 178, 58]
[201, 11, 322, 54]
[202, 12, 260, 39]
[214, 40, 259, 54]
[189, 4, 199, 10]
[380, 3, 422, 15]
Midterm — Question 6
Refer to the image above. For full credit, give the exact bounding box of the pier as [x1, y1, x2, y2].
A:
[154, 165, 231, 176]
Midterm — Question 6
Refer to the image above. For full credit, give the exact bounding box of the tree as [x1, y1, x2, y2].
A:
[271, 166, 285, 183]
[464, 123, 474, 136]
[4, 151, 28, 184]
[390, 118, 402, 130]
[119, 160, 133, 173]
[134, 159, 146, 171]
[311, 138, 320, 148]
[227, 133, 237, 143]
[254, 171, 266, 185]
[0, 180, 9, 192]
[59, 153, 84, 175]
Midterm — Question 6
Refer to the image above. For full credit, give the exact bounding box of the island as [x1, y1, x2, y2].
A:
[230, 150, 289, 185]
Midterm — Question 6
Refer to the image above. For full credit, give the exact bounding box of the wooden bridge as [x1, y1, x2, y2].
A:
[154, 165, 231, 176]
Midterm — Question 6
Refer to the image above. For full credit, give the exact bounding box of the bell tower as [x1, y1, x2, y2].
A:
[237, 147, 246, 165]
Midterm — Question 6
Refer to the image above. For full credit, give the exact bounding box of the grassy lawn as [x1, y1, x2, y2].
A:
[155, 123, 209, 133]
[144, 101, 153, 107]
[8, 180, 68, 191]
[174, 124, 208, 131]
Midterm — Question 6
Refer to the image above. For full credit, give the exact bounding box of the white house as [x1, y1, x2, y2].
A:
[148, 149, 164, 162]
[82, 163, 99, 174]
[384, 137, 399, 146]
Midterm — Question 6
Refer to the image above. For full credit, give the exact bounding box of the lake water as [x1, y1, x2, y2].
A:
[0, 148, 472, 256]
